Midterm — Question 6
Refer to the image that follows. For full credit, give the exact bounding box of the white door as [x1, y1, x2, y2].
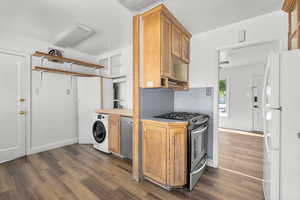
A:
[0, 51, 27, 163]
[252, 76, 264, 132]
[77, 77, 101, 144]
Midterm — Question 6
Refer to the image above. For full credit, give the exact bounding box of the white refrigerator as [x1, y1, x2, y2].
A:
[263, 50, 300, 200]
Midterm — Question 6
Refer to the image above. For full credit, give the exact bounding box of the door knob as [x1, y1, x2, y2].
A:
[19, 111, 26, 115]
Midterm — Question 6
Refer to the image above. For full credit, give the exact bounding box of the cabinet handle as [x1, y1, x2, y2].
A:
[297, 132, 300, 139]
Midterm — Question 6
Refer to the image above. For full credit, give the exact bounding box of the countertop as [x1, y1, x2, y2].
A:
[141, 117, 188, 125]
[96, 109, 133, 117]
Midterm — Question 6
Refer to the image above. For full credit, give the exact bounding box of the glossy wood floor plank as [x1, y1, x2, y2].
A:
[219, 129, 264, 179]
[0, 144, 264, 200]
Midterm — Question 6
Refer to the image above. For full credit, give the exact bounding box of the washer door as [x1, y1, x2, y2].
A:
[92, 121, 106, 143]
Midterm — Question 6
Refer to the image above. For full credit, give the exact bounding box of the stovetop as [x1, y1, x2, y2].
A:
[154, 112, 208, 125]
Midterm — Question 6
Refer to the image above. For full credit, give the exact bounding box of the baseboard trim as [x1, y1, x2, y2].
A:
[29, 138, 78, 155]
[207, 159, 216, 168]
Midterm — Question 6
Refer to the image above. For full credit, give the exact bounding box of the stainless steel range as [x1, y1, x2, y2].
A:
[154, 112, 209, 191]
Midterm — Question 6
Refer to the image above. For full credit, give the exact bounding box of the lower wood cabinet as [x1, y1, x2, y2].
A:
[141, 120, 187, 188]
[108, 114, 120, 154]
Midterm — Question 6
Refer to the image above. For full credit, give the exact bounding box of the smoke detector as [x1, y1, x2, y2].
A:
[54, 24, 95, 48]
[117, 0, 160, 11]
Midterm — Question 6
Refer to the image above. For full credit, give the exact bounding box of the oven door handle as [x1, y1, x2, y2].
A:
[191, 158, 208, 175]
[192, 126, 208, 134]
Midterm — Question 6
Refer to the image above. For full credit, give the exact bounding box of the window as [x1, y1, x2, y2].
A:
[219, 79, 229, 116]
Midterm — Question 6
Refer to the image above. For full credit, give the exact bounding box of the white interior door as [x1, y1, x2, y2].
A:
[0, 51, 27, 163]
[252, 76, 264, 132]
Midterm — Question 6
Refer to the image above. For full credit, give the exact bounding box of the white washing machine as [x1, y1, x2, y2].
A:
[92, 114, 110, 153]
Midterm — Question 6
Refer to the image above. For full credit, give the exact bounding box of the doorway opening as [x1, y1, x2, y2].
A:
[217, 40, 280, 181]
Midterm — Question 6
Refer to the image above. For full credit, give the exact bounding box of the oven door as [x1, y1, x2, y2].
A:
[190, 125, 208, 171]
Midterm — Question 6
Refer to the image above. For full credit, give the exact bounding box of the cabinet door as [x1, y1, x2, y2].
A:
[168, 127, 187, 186]
[143, 124, 167, 184]
[161, 15, 172, 77]
[172, 25, 182, 58]
[109, 115, 120, 154]
[181, 34, 190, 64]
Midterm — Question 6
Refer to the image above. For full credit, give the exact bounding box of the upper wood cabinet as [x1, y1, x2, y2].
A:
[108, 115, 120, 154]
[282, 0, 300, 50]
[181, 34, 190, 64]
[171, 25, 182, 58]
[161, 15, 173, 78]
[141, 4, 192, 90]
[141, 120, 188, 188]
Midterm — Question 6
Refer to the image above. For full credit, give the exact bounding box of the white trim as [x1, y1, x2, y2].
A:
[217, 39, 283, 52]
[0, 152, 26, 164]
[0, 48, 27, 57]
[26, 55, 32, 155]
[28, 138, 78, 155]
[206, 159, 216, 168]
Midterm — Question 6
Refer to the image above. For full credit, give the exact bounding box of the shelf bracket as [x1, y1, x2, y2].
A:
[40, 56, 45, 67]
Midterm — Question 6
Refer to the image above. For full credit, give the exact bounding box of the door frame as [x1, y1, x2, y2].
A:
[214, 38, 287, 168]
[0, 49, 31, 157]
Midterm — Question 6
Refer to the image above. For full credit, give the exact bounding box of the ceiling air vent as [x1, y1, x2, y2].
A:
[117, 0, 160, 11]
[54, 24, 95, 48]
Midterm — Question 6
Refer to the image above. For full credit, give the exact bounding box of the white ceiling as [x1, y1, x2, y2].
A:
[0, 0, 282, 56]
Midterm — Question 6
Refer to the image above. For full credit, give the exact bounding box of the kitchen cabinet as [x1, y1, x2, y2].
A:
[141, 5, 191, 90]
[108, 114, 120, 154]
[141, 120, 188, 189]
[171, 25, 182, 58]
[161, 15, 172, 78]
[168, 127, 187, 187]
[143, 124, 168, 184]
[282, 0, 300, 50]
[181, 34, 190, 64]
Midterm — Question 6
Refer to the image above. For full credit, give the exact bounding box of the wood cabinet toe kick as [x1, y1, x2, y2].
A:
[141, 119, 188, 189]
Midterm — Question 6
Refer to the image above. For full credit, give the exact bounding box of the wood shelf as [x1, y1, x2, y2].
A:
[32, 51, 104, 69]
[32, 66, 100, 77]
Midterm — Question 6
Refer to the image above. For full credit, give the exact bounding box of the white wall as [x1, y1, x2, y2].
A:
[189, 11, 287, 88]
[219, 64, 265, 131]
[188, 10, 288, 166]
[0, 34, 98, 154]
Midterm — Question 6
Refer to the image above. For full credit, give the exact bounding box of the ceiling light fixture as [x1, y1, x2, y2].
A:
[54, 24, 95, 48]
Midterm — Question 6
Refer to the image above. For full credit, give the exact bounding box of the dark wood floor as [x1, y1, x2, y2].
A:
[0, 144, 264, 200]
[219, 128, 264, 179]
